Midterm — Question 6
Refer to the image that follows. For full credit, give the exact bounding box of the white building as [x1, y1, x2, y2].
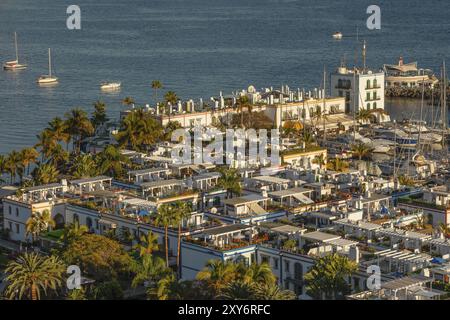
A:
[330, 65, 385, 115]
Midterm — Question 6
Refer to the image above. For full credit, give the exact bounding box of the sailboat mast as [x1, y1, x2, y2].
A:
[417, 81, 424, 150]
[48, 48, 52, 77]
[14, 32, 19, 62]
[323, 66, 326, 142]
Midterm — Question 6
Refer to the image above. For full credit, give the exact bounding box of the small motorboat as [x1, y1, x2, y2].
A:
[100, 82, 121, 91]
[333, 32, 343, 40]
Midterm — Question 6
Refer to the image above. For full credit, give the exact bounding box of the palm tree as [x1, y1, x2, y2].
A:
[114, 110, 163, 151]
[164, 91, 178, 106]
[64, 108, 94, 154]
[47, 144, 69, 169]
[32, 163, 59, 185]
[60, 221, 88, 245]
[35, 129, 57, 161]
[151, 80, 163, 104]
[70, 154, 97, 178]
[0, 154, 6, 183]
[20, 147, 39, 176]
[47, 117, 70, 150]
[196, 260, 242, 295]
[243, 262, 276, 285]
[217, 168, 242, 199]
[155, 204, 177, 267]
[172, 201, 192, 274]
[220, 280, 255, 300]
[398, 175, 415, 187]
[304, 253, 358, 300]
[301, 129, 316, 147]
[114, 111, 140, 150]
[351, 142, 373, 161]
[236, 96, 250, 128]
[438, 223, 450, 238]
[312, 154, 326, 171]
[326, 158, 350, 172]
[135, 231, 160, 257]
[91, 101, 108, 130]
[356, 109, 372, 124]
[151, 273, 178, 300]
[122, 96, 135, 108]
[252, 282, 297, 300]
[97, 145, 130, 178]
[5, 150, 23, 184]
[131, 255, 170, 289]
[26, 209, 55, 242]
[4, 253, 65, 300]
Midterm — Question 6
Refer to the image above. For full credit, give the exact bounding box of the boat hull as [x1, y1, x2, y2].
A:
[37, 76, 58, 84]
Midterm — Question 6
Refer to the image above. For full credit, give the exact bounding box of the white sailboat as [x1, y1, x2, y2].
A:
[3, 32, 27, 71]
[37, 48, 58, 85]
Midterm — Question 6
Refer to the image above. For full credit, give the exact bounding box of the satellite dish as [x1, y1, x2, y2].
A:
[211, 207, 218, 214]
[248, 85, 256, 93]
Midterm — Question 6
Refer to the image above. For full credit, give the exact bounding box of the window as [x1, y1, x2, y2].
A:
[15, 208, 19, 217]
[366, 79, 371, 89]
[373, 102, 377, 110]
[73, 214, 79, 224]
[285, 260, 290, 272]
[261, 255, 269, 264]
[273, 258, 279, 270]
[15, 224, 19, 234]
[95, 219, 99, 230]
[373, 91, 377, 99]
[373, 79, 378, 88]
[366, 103, 370, 110]
[8, 222, 12, 231]
[366, 92, 371, 101]
[8, 206, 11, 215]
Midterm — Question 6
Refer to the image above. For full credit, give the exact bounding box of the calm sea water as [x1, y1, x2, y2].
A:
[0, 0, 449, 154]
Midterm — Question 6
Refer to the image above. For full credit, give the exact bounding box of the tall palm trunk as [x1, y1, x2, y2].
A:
[31, 284, 38, 300]
[177, 223, 181, 277]
[165, 226, 169, 267]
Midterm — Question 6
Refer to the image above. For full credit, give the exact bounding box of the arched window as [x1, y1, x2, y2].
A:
[54, 214, 65, 229]
[86, 217, 93, 230]
[373, 102, 377, 110]
[373, 79, 378, 88]
[366, 79, 371, 89]
[366, 103, 370, 110]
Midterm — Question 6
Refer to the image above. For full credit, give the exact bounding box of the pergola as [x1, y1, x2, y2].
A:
[139, 179, 183, 198]
[23, 183, 65, 202]
[70, 176, 112, 195]
[269, 187, 314, 207]
[196, 224, 253, 248]
[127, 167, 171, 184]
[374, 249, 432, 274]
[379, 275, 435, 300]
[192, 172, 221, 191]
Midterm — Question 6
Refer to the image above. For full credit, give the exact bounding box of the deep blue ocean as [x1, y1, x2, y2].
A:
[0, 0, 449, 154]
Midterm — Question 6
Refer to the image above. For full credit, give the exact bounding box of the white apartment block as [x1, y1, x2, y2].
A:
[330, 65, 385, 114]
